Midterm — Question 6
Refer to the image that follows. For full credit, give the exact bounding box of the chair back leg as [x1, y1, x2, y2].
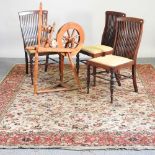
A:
[45, 55, 49, 72]
[93, 67, 96, 86]
[87, 64, 91, 94]
[115, 71, 121, 86]
[25, 52, 29, 74]
[110, 70, 115, 103]
[76, 53, 80, 75]
[132, 65, 138, 92]
[29, 55, 34, 85]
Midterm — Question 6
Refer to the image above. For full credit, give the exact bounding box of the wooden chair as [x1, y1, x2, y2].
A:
[76, 11, 126, 74]
[18, 10, 58, 84]
[87, 17, 144, 103]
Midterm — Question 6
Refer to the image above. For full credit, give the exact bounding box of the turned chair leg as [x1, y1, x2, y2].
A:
[132, 65, 138, 92]
[30, 55, 33, 85]
[115, 70, 121, 86]
[76, 53, 80, 75]
[93, 66, 96, 86]
[45, 55, 49, 72]
[34, 52, 39, 95]
[25, 52, 29, 74]
[110, 70, 115, 103]
[87, 64, 90, 94]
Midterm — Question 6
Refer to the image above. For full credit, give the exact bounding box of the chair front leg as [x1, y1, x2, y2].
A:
[25, 51, 29, 74]
[30, 55, 33, 85]
[110, 70, 115, 103]
[132, 65, 138, 92]
[34, 51, 39, 95]
[87, 64, 90, 94]
[45, 54, 49, 72]
[76, 53, 80, 75]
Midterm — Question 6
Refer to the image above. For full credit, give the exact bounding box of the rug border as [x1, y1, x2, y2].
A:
[0, 65, 26, 122]
[137, 64, 155, 107]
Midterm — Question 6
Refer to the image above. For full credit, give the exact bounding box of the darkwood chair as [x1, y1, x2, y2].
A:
[76, 11, 126, 74]
[18, 10, 58, 84]
[87, 17, 144, 103]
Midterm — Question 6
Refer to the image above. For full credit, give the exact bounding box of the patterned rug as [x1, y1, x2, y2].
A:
[0, 64, 155, 149]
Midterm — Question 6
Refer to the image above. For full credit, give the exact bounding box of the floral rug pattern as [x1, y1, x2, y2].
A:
[0, 64, 155, 149]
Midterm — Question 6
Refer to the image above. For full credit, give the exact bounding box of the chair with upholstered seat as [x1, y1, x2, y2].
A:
[87, 17, 144, 103]
[76, 11, 126, 74]
[18, 10, 58, 84]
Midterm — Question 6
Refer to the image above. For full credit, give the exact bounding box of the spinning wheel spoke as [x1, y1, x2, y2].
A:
[67, 30, 70, 38]
[65, 42, 70, 48]
[71, 29, 76, 37]
[74, 34, 80, 39]
[62, 36, 68, 41]
[73, 40, 79, 45]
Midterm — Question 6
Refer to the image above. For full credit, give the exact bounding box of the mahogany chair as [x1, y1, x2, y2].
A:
[76, 11, 126, 74]
[18, 10, 58, 84]
[87, 17, 144, 103]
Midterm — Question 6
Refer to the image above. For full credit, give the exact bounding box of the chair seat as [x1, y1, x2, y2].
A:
[88, 55, 133, 67]
[26, 46, 37, 54]
[26, 45, 55, 54]
[81, 44, 113, 54]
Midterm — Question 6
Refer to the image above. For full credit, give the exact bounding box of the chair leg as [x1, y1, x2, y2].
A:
[87, 64, 90, 94]
[93, 66, 96, 86]
[30, 55, 33, 85]
[45, 55, 49, 72]
[25, 52, 29, 74]
[132, 65, 138, 92]
[115, 70, 121, 86]
[34, 52, 39, 95]
[110, 70, 115, 103]
[76, 53, 80, 75]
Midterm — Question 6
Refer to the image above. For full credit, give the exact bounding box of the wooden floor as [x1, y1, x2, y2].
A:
[0, 57, 155, 155]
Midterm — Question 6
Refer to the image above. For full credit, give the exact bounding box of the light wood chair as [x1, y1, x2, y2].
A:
[87, 17, 144, 103]
[76, 11, 126, 74]
[18, 10, 58, 84]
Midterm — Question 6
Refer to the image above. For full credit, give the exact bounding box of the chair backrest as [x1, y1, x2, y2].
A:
[101, 11, 126, 47]
[113, 17, 144, 61]
[18, 10, 48, 49]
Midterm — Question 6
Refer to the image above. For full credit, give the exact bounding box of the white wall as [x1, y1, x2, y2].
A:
[0, 0, 155, 58]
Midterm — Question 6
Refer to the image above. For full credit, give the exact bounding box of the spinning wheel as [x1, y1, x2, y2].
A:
[56, 22, 84, 86]
[33, 2, 84, 94]
[57, 22, 84, 56]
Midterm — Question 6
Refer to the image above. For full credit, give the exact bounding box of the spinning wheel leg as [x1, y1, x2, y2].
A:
[34, 51, 39, 95]
[67, 53, 82, 91]
[59, 54, 64, 82]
